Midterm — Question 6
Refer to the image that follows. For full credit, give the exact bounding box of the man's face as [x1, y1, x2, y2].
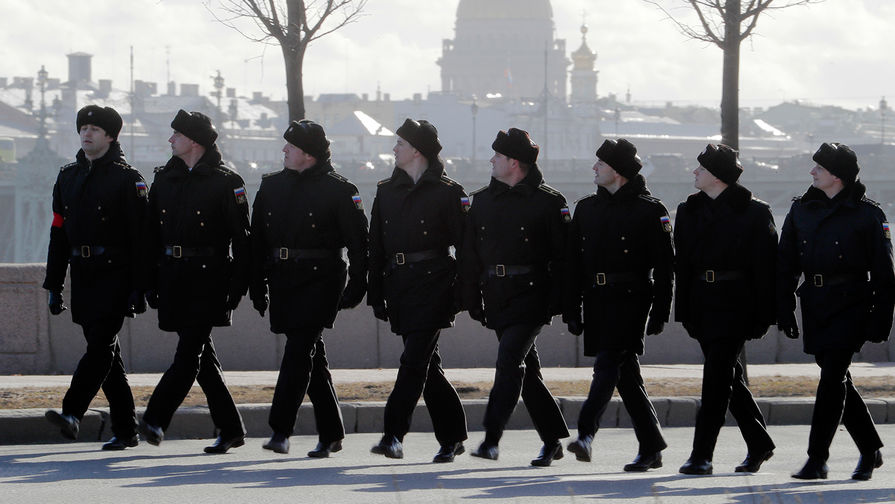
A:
[393, 137, 417, 169]
[490, 152, 514, 182]
[168, 131, 194, 160]
[693, 164, 720, 192]
[283, 142, 315, 172]
[810, 163, 839, 192]
[593, 158, 618, 188]
[79, 124, 113, 158]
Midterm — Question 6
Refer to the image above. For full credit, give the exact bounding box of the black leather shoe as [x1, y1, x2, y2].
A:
[735, 449, 774, 473]
[792, 458, 828, 480]
[204, 434, 246, 454]
[308, 440, 342, 458]
[852, 450, 883, 481]
[370, 435, 403, 459]
[470, 441, 499, 461]
[138, 419, 164, 446]
[679, 457, 713, 475]
[567, 436, 593, 462]
[624, 451, 663, 472]
[102, 435, 139, 451]
[433, 442, 465, 463]
[45, 410, 79, 440]
[531, 440, 564, 467]
[262, 433, 289, 454]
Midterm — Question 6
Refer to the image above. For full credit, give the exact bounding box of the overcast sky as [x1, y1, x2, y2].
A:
[2, 0, 892, 111]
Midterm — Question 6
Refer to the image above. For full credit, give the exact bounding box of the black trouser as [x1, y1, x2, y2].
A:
[483, 323, 569, 444]
[807, 351, 883, 462]
[62, 316, 137, 439]
[383, 329, 467, 445]
[577, 349, 666, 454]
[691, 338, 774, 460]
[143, 325, 245, 439]
[268, 328, 344, 442]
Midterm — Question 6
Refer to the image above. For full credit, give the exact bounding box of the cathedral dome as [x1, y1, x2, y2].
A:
[456, 0, 553, 20]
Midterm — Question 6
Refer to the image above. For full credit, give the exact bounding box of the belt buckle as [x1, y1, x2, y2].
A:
[279, 247, 289, 260]
[172, 245, 182, 259]
[395, 252, 405, 265]
[813, 274, 823, 287]
[495, 264, 506, 277]
[80, 245, 91, 258]
[705, 270, 715, 283]
[595, 272, 607, 286]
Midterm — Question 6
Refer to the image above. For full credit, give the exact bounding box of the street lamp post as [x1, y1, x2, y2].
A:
[881, 96, 888, 145]
[37, 65, 49, 141]
[471, 96, 478, 162]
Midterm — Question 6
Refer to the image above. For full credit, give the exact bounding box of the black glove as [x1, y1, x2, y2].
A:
[48, 291, 66, 315]
[145, 290, 159, 309]
[468, 305, 487, 327]
[339, 280, 365, 310]
[252, 295, 268, 318]
[567, 318, 583, 336]
[126, 290, 146, 317]
[372, 304, 389, 322]
[867, 306, 893, 343]
[645, 316, 665, 336]
[778, 311, 800, 339]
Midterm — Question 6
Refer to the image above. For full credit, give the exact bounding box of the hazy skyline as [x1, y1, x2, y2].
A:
[2, 0, 892, 111]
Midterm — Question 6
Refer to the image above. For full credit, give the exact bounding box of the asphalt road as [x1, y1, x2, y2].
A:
[1, 426, 893, 503]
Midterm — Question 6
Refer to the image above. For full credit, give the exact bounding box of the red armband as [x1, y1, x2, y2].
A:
[52, 212, 64, 228]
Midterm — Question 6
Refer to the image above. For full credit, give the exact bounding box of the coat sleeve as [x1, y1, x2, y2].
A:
[144, 171, 163, 292]
[648, 203, 674, 323]
[123, 170, 150, 292]
[866, 206, 895, 342]
[447, 185, 468, 311]
[459, 200, 483, 312]
[338, 184, 370, 299]
[226, 173, 252, 297]
[750, 204, 778, 328]
[366, 189, 385, 308]
[672, 203, 690, 324]
[249, 180, 268, 301]
[776, 203, 802, 321]
[42, 173, 70, 292]
[562, 205, 583, 323]
[546, 194, 570, 317]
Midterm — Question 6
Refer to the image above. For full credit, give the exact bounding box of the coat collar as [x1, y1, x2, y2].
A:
[75, 141, 125, 171]
[488, 162, 544, 197]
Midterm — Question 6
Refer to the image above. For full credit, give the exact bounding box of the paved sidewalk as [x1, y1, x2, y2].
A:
[3, 362, 894, 388]
[2, 363, 894, 445]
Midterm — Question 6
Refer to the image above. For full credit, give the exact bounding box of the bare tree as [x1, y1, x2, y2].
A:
[209, 0, 367, 121]
[644, 0, 821, 149]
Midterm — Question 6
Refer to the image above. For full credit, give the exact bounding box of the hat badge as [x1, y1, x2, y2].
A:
[88, 111, 93, 116]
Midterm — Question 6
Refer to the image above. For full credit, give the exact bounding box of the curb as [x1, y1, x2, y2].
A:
[3, 396, 893, 445]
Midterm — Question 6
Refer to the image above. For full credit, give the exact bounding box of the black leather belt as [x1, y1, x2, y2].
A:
[71, 245, 112, 258]
[593, 271, 649, 286]
[806, 272, 867, 287]
[389, 249, 447, 266]
[273, 248, 341, 260]
[487, 264, 534, 278]
[164, 245, 228, 259]
[697, 270, 747, 283]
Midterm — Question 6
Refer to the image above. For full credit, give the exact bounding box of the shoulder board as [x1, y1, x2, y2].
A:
[60, 161, 78, 172]
[469, 185, 488, 196]
[111, 160, 131, 169]
[574, 193, 597, 205]
[439, 174, 460, 187]
[538, 183, 562, 197]
[861, 196, 881, 207]
[752, 197, 771, 209]
[637, 194, 661, 204]
[377, 177, 392, 186]
[327, 171, 349, 183]
[153, 165, 166, 174]
[214, 166, 234, 176]
[261, 170, 280, 179]
[791, 196, 802, 202]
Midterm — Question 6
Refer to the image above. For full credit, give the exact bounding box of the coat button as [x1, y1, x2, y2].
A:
[621, 236, 626, 240]
[423, 231, 428, 235]
[835, 241, 839, 245]
[839, 255, 843, 259]
[97, 206, 102, 210]
[268, 212, 272, 216]
[524, 238, 528, 242]
[803, 240, 807, 244]
[420, 219, 425, 223]
[624, 249, 629, 254]
[520, 226, 525, 230]
[312, 224, 316, 228]
[162, 209, 166, 214]
[196, 210, 201, 215]
[200, 222, 205, 227]
[309, 212, 313, 216]
[159, 220, 164, 225]
[313, 266, 318, 271]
